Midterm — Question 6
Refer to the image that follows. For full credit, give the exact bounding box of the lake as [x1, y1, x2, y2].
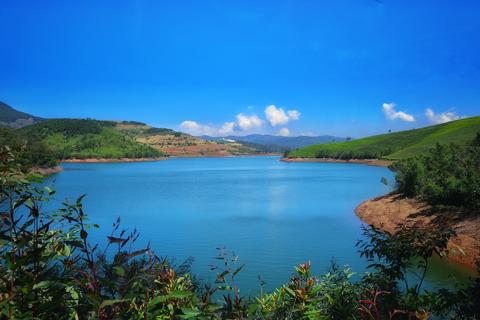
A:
[44, 156, 470, 294]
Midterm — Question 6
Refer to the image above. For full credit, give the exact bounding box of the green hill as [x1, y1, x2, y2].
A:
[16, 119, 167, 160]
[286, 116, 480, 160]
[14, 118, 261, 160]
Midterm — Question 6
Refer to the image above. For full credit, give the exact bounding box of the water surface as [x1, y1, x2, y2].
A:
[44, 156, 469, 293]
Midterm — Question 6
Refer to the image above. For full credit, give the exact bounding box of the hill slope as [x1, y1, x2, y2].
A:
[286, 116, 480, 160]
[0, 101, 43, 128]
[17, 119, 166, 160]
[15, 119, 261, 159]
[116, 122, 259, 156]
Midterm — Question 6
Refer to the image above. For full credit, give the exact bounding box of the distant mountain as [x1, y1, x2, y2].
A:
[200, 134, 346, 152]
[0, 101, 43, 128]
[286, 116, 480, 160]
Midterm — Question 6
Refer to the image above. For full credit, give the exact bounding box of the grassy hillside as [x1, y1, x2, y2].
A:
[17, 119, 166, 160]
[15, 118, 261, 160]
[286, 116, 480, 160]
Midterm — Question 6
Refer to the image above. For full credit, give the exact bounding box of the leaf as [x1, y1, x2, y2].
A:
[99, 299, 129, 309]
[148, 290, 192, 307]
[248, 302, 259, 315]
[63, 245, 71, 256]
[33, 281, 54, 290]
[233, 263, 245, 276]
[126, 248, 149, 259]
[325, 293, 334, 305]
[114, 266, 126, 277]
[180, 308, 201, 319]
[44, 186, 55, 195]
[169, 290, 192, 299]
[107, 236, 127, 244]
[76, 194, 87, 205]
[284, 287, 296, 297]
[148, 295, 169, 306]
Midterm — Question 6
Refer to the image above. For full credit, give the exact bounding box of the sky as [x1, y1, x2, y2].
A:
[1, 0, 479, 137]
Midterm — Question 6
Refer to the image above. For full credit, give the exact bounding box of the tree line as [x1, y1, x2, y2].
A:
[393, 133, 480, 210]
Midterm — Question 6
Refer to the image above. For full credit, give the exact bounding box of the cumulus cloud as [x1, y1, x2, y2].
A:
[265, 105, 301, 126]
[277, 127, 290, 136]
[287, 110, 300, 120]
[180, 114, 263, 136]
[218, 122, 235, 135]
[425, 108, 460, 124]
[235, 113, 264, 131]
[180, 104, 301, 136]
[180, 120, 216, 136]
[382, 103, 415, 122]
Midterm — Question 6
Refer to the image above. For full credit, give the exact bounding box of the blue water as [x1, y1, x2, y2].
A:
[43, 156, 470, 294]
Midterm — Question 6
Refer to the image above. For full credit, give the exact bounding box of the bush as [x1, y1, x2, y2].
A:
[392, 134, 480, 209]
[0, 128, 57, 169]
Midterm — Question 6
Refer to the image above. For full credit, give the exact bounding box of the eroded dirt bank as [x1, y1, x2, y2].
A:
[31, 166, 63, 176]
[355, 193, 480, 271]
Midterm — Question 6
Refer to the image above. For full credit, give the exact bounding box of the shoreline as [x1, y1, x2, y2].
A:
[62, 157, 168, 163]
[170, 153, 281, 158]
[62, 153, 281, 163]
[281, 157, 393, 167]
[31, 165, 63, 176]
[355, 193, 480, 271]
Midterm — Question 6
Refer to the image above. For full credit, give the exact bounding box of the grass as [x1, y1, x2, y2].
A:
[286, 116, 480, 160]
[17, 119, 166, 159]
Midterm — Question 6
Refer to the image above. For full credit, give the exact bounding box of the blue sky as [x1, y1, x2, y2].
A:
[1, 0, 479, 137]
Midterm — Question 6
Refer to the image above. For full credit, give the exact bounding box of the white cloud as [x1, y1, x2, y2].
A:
[235, 113, 264, 131]
[264, 105, 301, 126]
[180, 120, 216, 136]
[180, 104, 302, 136]
[287, 110, 300, 120]
[218, 122, 235, 135]
[277, 127, 290, 136]
[180, 114, 263, 136]
[382, 103, 415, 122]
[425, 108, 460, 124]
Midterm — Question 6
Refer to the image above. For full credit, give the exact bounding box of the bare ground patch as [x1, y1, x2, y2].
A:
[356, 193, 480, 270]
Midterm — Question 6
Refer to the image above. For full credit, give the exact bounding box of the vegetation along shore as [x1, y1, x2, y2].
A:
[281, 157, 393, 167]
[62, 157, 168, 163]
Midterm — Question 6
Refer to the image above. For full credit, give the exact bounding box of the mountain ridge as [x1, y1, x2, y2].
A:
[200, 134, 347, 152]
[0, 101, 44, 128]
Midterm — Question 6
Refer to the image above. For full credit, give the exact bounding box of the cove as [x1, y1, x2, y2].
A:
[43, 156, 470, 294]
